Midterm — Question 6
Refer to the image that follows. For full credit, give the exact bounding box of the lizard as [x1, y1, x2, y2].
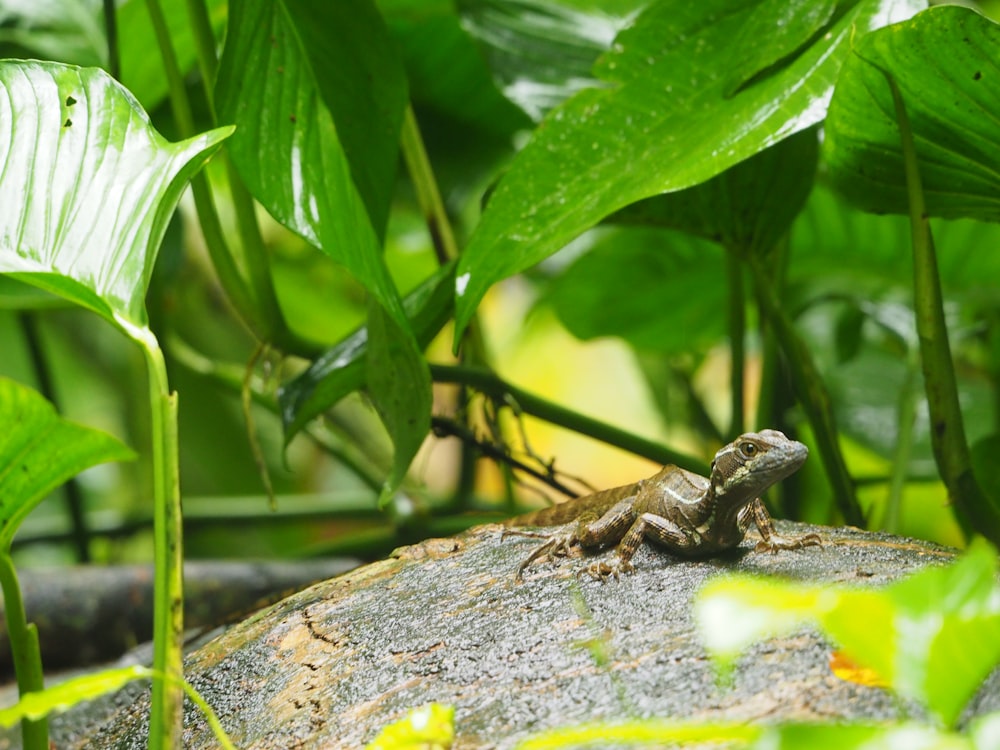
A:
[503, 429, 822, 581]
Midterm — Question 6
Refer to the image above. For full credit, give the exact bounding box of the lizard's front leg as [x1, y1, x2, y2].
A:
[745, 498, 822, 552]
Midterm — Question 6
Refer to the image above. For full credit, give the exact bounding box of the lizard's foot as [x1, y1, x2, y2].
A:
[580, 558, 635, 582]
[514, 531, 578, 582]
[755, 533, 823, 554]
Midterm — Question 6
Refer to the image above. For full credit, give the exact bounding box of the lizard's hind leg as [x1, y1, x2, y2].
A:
[511, 530, 579, 582]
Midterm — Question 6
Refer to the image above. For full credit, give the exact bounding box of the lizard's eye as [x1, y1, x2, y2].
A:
[740, 442, 757, 458]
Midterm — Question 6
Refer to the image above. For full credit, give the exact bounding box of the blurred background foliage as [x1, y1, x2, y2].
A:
[2, 0, 1000, 570]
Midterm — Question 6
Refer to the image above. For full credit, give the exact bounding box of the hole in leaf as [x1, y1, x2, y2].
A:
[63, 118, 72, 128]
[65, 95, 77, 106]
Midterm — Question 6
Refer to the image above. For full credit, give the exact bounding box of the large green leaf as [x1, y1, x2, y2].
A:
[0, 377, 134, 550]
[0, 61, 232, 331]
[216, 0, 431, 495]
[453, 0, 925, 340]
[825, 5, 1000, 221]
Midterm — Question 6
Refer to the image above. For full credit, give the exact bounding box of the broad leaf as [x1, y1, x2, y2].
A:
[216, 0, 431, 495]
[0, 61, 232, 330]
[749, 723, 970, 750]
[0, 377, 134, 550]
[545, 227, 727, 352]
[453, 0, 924, 341]
[825, 6, 1000, 221]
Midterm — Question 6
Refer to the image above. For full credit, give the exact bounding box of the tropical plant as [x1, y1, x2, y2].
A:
[2, 0, 1000, 746]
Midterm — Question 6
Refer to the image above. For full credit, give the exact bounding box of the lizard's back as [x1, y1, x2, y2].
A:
[504, 465, 707, 528]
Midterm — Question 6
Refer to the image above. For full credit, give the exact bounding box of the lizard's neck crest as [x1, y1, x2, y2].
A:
[709, 429, 808, 505]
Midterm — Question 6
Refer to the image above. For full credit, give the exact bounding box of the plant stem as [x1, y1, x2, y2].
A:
[0, 552, 47, 749]
[877, 67, 1000, 542]
[725, 252, 745, 438]
[102, 0, 120, 80]
[400, 105, 459, 265]
[884, 351, 919, 533]
[146, 0, 287, 345]
[747, 256, 864, 526]
[142, 340, 184, 749]
[429, 364, 710, 475]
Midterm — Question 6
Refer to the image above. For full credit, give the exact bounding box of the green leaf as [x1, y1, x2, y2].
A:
[696, 539, 1000, 728]
[453, 0, 925, 341]
[216, 0, 431, 495]
[0, 377, 135, 550]
[546, 227, 726, 352]
[216, 0, 406, 243]
[365, 702, 454, 750]
[694, 575, 825, 678]
[0, 61, 233, 330]
[751, 723, 970, 750]
[825, 6, 1000, 221]
[366, 302, 432, 504]
[0, 665, 152, 727]
[610, 129, 819, 255]
[279, 263, 455, 443]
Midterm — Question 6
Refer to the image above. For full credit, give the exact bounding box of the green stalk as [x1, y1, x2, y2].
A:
[141, 339, 184, 748]
[725, 252, 745, 438]
[0, 552, 47, 749]
[146, 0, 287, 345]
[876, 67, 1000, 541]
[430, 364, 710, 475]
[102, 0, 120, 80]
[185, 0, 291, 348]
[399, 105, 459, 265]
[747, 256, 864, 526]
[884, 351, 919, 533]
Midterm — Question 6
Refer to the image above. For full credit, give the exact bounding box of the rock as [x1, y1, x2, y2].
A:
[47, 522, 972, 748]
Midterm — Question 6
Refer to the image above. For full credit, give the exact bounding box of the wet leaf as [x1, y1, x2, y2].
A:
[453, 0, 924, 340]
[0, 61, 232, 331]
[825, 5, 1000, 221]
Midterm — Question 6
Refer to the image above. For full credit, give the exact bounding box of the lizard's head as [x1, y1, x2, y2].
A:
[709, 429, 808, 502]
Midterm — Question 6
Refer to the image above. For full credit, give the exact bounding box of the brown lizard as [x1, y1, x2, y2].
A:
[504, 429, 822, 581]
